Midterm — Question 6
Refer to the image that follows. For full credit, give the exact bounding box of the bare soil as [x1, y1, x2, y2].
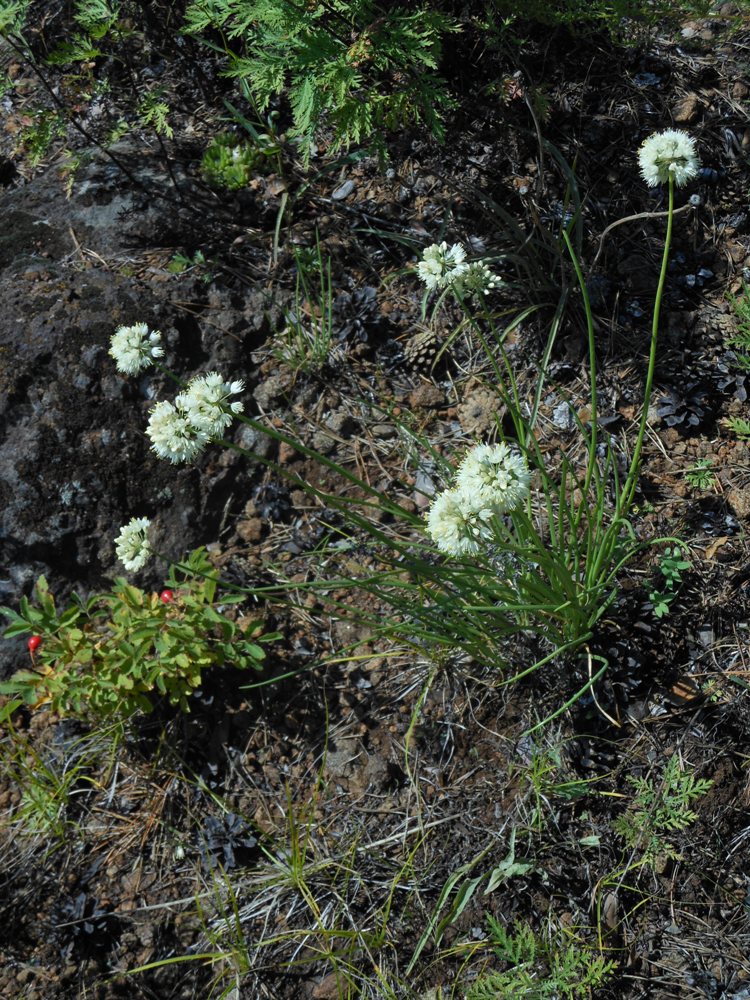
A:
[2, 7, 750, 1000]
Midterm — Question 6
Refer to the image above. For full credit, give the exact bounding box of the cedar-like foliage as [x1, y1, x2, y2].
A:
[183, 0, 458, 161]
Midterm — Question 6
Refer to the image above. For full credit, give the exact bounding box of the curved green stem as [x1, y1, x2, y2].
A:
[622, 175, 674, 511]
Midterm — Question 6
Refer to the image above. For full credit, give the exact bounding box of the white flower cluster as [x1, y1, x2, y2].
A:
[416, 241, 467, 290]
[109, 323, 164, 375]
[115, 516, 152, 572]
[638, 129, 700, 188]
[146, 372, 245, 464]
[426, 442, 530, 557]
[454, 262, 503, 298]
[416, 242, 501, 297]
[176, 372, 245, 435]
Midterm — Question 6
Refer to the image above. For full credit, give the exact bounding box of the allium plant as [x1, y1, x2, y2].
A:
[427, 444, 530, 556]
[416, 241, 468, 290]
[393, 131, 701, 721]
[177, 373, 245, 436]
[146, 399, 210, 464]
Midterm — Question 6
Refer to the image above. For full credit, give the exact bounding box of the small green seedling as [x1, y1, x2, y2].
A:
[614, 754, 712, 864]
[466, 916, 615, 999]
[649, 545, 691, 619]
[684, 458, 715, 490]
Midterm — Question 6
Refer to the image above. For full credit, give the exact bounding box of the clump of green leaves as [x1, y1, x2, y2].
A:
[168, 248, 211, 277]
[648, 545, 690, 619]
[684, 458, 715, 490]
[18, 109, 66, 166]
[614, 754, 712, 864]
[466, 916, 615, 1000]
[138, 89, 173, 138]
[0, 549, 277, 721]
[183, 0, 458, 162]
[200, 131, 277, 188]
[727, 280, 750, 370]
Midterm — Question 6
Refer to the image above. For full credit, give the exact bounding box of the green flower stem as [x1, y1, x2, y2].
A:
[622, 174, 675, 511]
[562, 229, 597, 497]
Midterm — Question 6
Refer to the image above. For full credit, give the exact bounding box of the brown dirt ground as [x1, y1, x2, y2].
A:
[2, 5, 750, 999]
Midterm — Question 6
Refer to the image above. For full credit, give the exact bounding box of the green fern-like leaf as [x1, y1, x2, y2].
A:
[0, 0, 29, 34]
[726, 416, 750, 441]
[467, 918, 615, 1000]
[139, 91, 174, 138]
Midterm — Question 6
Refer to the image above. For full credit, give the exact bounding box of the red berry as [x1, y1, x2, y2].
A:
[27, 635, 42, 653]
[159, 589, 174, 604]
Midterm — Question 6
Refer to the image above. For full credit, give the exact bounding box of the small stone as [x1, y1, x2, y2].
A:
[236, 517, 263, 543]
[371, 423, 396, 438]
[313, 972, 342, 998]
[408, 383, 444, 408]
[727, 487, 750, 518]
[331, 180, 355, 200]
[552, 401, 575, 431]
[278, 441, 297, 464]
[253, 374, 291, 410]
[325, 409, 355, 436]
[672, 93, 701, 123]
[311, 430, 335, 453]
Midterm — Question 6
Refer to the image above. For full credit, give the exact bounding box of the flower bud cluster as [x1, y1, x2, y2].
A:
[426, 442, 530, 557]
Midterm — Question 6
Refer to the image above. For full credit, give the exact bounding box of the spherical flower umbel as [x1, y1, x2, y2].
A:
[115, 516, 152, 572]
[177, 372, 245, 437]
[146, 399, 209, 464]
[453, 262, 502, 298]
[109, 323, 164, 375]
[638, 130, 700, 188]
[416, 241, 468, 291]
[456, 442, 530, 514]
[426, 488, 493, 557]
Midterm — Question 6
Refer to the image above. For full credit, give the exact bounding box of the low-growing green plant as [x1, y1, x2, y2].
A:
[648, 545, 691, 619]
[466, 915, 616, 1000]
[168, 249, 213, 279]
[200, 131, 278, 189]
[138, 88, 174, 138]
[613, 753, 712, 865]
[684, 458, 715, 490]
[272, 239, 334, 373]
[727, 280, 750, 357]
[516, 740, 593, 831]
[18, 108, 66, 166]
[407, 829, 535, 975]
[0, 548, 277, 721]
[0, 720, 122, 844]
